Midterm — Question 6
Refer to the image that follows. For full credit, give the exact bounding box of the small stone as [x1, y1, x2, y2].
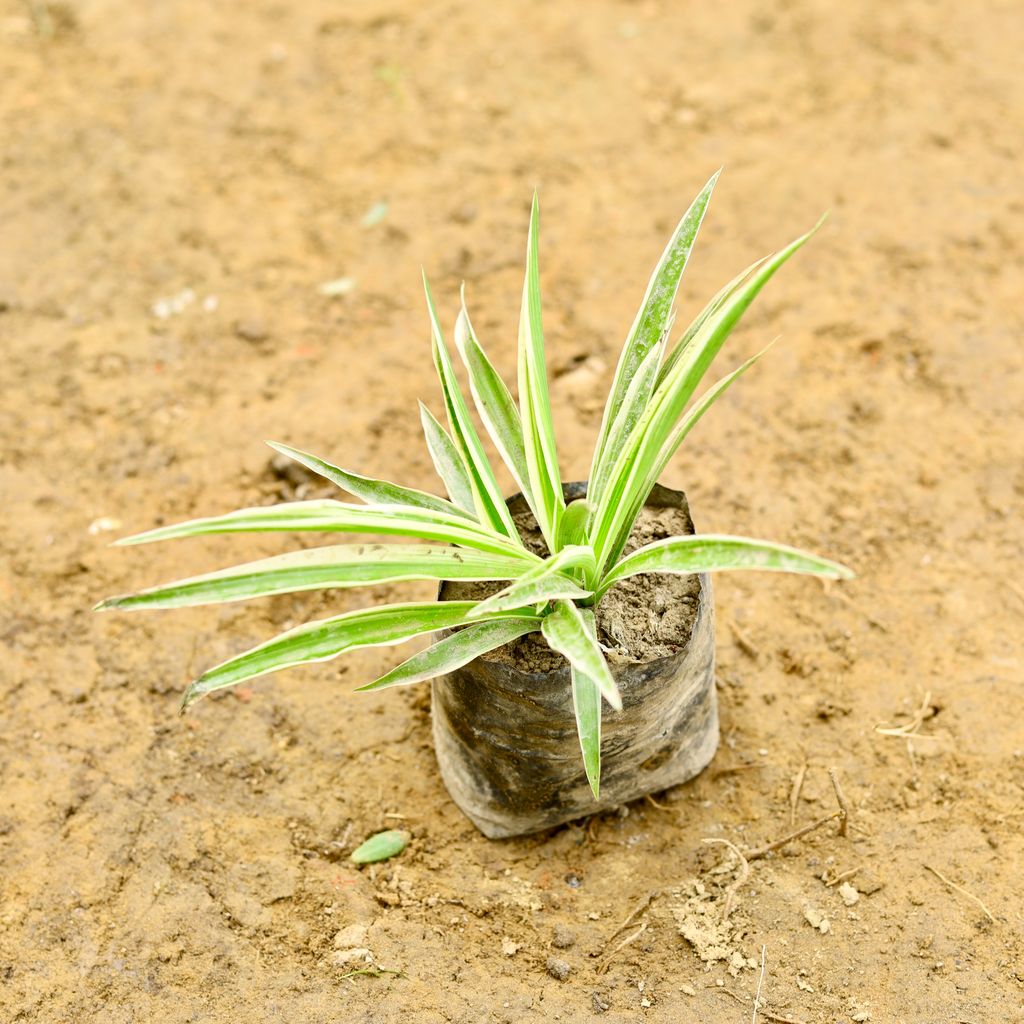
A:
[501, 937, 520, 957]
[235, 318, 269, 343]
[330, 947, 372, 967]
[551, 925, 577, 949]
[838, 882, 860, 906]
[680, 983, 696, 996]
[803, 904, 830, 934]
[333, 924, 368, 949]
[451, 202, 478, 224]
[855, 870, 885, 895]
[546, 956, 571, 981]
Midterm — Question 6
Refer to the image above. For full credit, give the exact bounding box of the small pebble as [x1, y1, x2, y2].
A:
[838, 881, 860, 906]
[235, 318, 269, 343]
[551, 925, 577, 949]
[333, 924, 367, 949]
[546, 956, 571, 981]
[803, 904, 831, 933]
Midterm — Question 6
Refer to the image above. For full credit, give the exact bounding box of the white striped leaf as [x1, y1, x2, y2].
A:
[600, 340, 776, 568]
[423, 273, 519, 539]
[454, 291, 535, 511]
[355, 616, 540, 691]
[266, 440, 469, 518]
[590, 170, 719, 491]
[181, 600, 531, 708]
[467, 545, 597, 618]
[656, 254, 769, 388]
[570, 607, 603, 798]
[541, 600, 621, 711]
[96, 544, 534, 612]
[420, 403, 476, 515]
[586, 339, 663, 514]
[592, 217, 824, 573]
[517, 193, 564, 549]
[600, 534, 853, 597]
[114, 500, 532, 559]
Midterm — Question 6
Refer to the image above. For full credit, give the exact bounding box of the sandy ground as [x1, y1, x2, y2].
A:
[2, 1, 1023, 1021]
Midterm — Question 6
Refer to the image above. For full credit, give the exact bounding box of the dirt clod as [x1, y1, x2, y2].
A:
[545, 956, 571, 981]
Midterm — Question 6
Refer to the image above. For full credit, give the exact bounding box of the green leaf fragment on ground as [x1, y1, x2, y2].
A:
[350, 829, 411, 864]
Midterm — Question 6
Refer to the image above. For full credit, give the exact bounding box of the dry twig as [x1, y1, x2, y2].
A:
[702, 838, 750, 919]
[876, 690, 933, 737]
[789, 762, 808, 826]
[924, 865, 995, 923]
[595, 921, 648, 975]
[752, 945, 767, 1024]
[603, 890, 658, 945]
[744, 811, 841, 862]
[824, 865, 861, 887]
[827, 767, 851, 837]
[713, 988, 809, 1024]
[745, 763, 854, 860]
[729, 618, 762, 660]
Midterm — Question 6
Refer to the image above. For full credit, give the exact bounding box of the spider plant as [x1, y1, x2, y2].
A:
[97, 172, 852, 797]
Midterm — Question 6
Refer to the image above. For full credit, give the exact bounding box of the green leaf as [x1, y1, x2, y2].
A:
[454, 290, 534, 511]
[467, 545, 596, 617]
[181, 600, 532, 708]
[592, 217, 824, 573]
[601, 340, 776, 569]
[517, 193, 564, 550]
[586, 339, 663, 514]
[419, 403, 476, 514]
[656, 254, 769, 388]
[591, 171, 719, 486]
[114, 499, 532, 559]
[96, 544, 534, 612]
[555, 498, 592, 552]
[571, 672, 602, 799]
[541, 600, 621, 711]
[569, 608, 603, 798]
[423, 273, 519, 539]
[265, 441, 469, 518]
[355, 616, 540, 690]
[599, 534, 854, 598]
[350, 830, 410, 864]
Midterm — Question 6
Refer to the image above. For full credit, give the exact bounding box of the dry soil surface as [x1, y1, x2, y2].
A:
[2, 1, 1023, 1022]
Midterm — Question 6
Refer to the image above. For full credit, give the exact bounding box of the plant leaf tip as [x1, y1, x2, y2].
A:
[179, 687, 202, 713]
